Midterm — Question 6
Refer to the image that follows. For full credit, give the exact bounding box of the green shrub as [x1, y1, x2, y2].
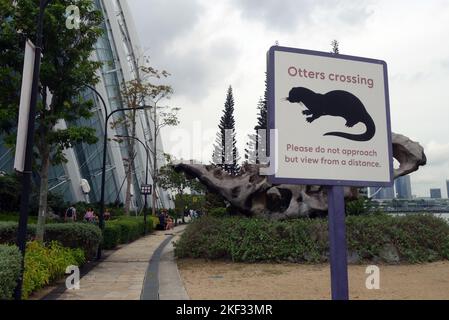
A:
[208, 207, 228, 218]
[175, 214, 449, 264]
[102, 223, 121, 249]
[0, 245, 22, 300]
[22, 241, 85, 299]
[102, 216, 153, 249]
[44, 223, 101, 260]
[150, 215, 159, 229]
[0, 222, 101, 260]
[0, 174, 21, 212]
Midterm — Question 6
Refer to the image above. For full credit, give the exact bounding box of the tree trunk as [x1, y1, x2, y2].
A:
[180, 190, 185, 224]
[36, 146, 50, 242]
[124, 109, 137, 215]
[151, 156, 157, 216]
[124, 160, 133, 216]
[151, 107, 158, 217]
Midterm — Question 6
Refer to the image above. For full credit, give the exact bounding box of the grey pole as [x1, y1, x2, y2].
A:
[14, 0, 51, 300]
[97, 105, 152, 259]
[114, 135, 150, 233]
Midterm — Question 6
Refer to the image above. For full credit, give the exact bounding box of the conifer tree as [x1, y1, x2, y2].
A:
[331, 40, 340, 54]
[245, 74, 268, 164]
[212, 86, 240, 175]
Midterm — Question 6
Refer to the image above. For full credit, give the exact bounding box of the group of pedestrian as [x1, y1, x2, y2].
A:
[157, 209, 174, 230]
[186, 208, 202, 220]
[64, 206, 111, 224]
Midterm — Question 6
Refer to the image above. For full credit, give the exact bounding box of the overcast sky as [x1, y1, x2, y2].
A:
[128, 0, 449, 197]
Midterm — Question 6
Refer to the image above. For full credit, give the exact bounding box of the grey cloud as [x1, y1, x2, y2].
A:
[129, 0, 240, 101]
[161, 39, 241, 102]
[391, 71, 428, 83]
[441, 59, 449, 70]
[233, 0, 318, 30]
[425, 142, 449, 167]
[209, 37, 240, 60]
[232, 0, 374, 31]
[336, 3, 374, 26]
[128, 0, 204, 59]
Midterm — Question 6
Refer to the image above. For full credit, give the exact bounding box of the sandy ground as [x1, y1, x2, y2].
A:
[177, 259, 449, 300]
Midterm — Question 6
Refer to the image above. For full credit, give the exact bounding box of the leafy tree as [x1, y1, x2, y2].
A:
[158, 154, 204, 221]
[116, 66, 180, 217]
[0, 0, 103, 240]
[174, 194, 206, 222]
[204, 191, 226, 211]
[158, 158, 204, 197]
[345, 196, 382, 216]
[0, 173, 21, 212]
[112, 74, 143, 215]
[212, 86, 240, 175]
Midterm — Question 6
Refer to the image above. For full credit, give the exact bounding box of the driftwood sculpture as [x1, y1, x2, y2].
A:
[174, 133, 426, 219]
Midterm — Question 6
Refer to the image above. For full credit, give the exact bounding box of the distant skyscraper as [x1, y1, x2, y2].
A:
[395, 175, 412, 199]
[369, 186, 395, 199]
[430, 188, 442, 199]
[446, 180, 449, 199]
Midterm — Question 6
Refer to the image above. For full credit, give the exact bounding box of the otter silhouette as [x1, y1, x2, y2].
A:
[286, 87, 376, 142]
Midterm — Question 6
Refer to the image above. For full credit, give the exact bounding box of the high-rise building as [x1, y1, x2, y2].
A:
[369, 186, 395, 199]
[0, 0, 173, 210]
[395, 175, 412, 199]
[430, 188, 442, 199]
[446, 180, 449, 199]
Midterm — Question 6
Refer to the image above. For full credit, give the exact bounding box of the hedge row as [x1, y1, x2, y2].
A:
[0, 241, 84, 300]
[0, 222, 102, 260]
[102, 216, 156, 249]
[0, 214, 38, 223]
[0, 245, 22, 300]
[22, 241, 85, 299]
[174, 214, 449, 264]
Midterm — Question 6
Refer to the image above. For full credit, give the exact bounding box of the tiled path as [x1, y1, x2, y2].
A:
[46, 225, 187, 300]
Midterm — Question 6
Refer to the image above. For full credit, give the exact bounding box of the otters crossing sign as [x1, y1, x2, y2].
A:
[267, 46, 393, 186]
[267, 46, 393, 301]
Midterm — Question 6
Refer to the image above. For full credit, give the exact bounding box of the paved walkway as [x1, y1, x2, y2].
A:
[45, 225, 188, 300]
[158, 232, 189, 300]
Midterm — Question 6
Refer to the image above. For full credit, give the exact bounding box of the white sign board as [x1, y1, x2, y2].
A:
[14, 39, 35, 173]
[267, 46, 393, 186]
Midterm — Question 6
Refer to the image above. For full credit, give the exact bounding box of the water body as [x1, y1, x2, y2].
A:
[391, 213, 449, 222]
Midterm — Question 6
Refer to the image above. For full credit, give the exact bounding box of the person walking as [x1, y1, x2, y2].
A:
[84, 208, 95, 222]
[65, 206, 77, 222]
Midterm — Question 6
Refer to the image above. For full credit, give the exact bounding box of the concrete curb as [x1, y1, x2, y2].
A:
[140, 225, 189, 300]
[158, 234, 189, 300]
[140, 235, 174, 300]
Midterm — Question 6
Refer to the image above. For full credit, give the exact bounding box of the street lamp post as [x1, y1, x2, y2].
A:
[96, 105, 152, 259]
[14, 0, 51, 300]
[83, 85, 153, 258]
[114, 135, 150, 233]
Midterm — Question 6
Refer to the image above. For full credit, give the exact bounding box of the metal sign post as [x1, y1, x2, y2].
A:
[141, 184, 152, 195]
[327, 185, 349, 300]
[14, 0, 51, 300]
